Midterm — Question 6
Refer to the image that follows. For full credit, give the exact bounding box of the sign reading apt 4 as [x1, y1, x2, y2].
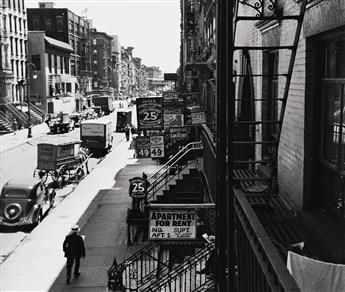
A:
[150, 135, 164, 158]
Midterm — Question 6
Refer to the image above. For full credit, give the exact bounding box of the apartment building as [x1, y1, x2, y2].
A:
[0, 0, 28, 104]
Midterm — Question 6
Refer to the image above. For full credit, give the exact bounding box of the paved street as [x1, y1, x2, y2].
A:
[1, 138, 160, 291]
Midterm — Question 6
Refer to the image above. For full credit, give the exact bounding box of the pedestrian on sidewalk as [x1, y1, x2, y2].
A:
[124, 124, 131, 141]
[63, 225, 86, 285]
[12, 118, 18, 135]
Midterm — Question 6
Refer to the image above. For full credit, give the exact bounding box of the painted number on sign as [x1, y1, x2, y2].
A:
[139, 149, 150, 157]
[132, 182, 145, 193]
[143, 111, 158, 121]
[151, 148, 163, 158]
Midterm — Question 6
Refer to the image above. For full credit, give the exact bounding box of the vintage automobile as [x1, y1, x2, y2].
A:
[0, 177, 56, 227]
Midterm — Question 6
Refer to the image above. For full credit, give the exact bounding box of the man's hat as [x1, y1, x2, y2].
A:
[71, 224, 80, 232]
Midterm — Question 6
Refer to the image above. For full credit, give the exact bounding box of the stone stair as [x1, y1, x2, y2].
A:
[0, 111, 13, 134]
[21, 102, 43, 124]
[0, 97, 28, 128]
[152, 166, 204, 204]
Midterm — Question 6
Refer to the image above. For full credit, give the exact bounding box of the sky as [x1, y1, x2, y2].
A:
[25, 0, 181, 73]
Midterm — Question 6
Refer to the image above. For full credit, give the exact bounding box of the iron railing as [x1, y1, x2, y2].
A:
[147, 141, 203, 202]
[141, 242, 215, 292]
[234, 190, 300, 292]
[118, 241, 170, 291]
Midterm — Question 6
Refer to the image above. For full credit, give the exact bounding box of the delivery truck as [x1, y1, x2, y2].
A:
[92, 96, 114, 115]
[80, 118, 113, 154]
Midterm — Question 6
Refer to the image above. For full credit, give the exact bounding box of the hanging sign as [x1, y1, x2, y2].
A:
[136, 97, 163, 130]
[149, 209, 197, 240]
[169, 126, 190, 140]
[191, 111, 206, 124]
[128, 176, 147, 199]
[136, 136, 151, 158]
[150, 135, 164, 158]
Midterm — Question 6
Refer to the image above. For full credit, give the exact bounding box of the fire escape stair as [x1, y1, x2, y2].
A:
[232, 0, 308, 198]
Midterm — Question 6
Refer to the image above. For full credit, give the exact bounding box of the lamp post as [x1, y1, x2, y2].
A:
[26, 62, 37, 138]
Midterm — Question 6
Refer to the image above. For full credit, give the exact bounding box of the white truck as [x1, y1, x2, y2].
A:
[80, 118, 113, 154]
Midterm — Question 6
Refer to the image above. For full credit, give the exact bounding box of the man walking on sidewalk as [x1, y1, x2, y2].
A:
[63, 225, 86, 285]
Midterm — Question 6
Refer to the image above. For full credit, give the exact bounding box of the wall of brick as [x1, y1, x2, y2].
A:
[234, 0, 345, 209]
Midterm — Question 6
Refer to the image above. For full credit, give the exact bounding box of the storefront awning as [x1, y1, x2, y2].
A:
[45, 36, 73, 53]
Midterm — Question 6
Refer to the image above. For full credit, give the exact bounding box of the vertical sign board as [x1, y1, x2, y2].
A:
[150, 135, 164, 158]
[149, 209, 197, 240]
[162, 92, 184, 129]
[136, 136, 151, 158]
[136, 97, 163, 130]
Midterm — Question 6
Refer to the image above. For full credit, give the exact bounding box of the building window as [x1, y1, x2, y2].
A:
[17, 0, 21, 12]
[60, 56, 64, 73]
[48, 54, 52, 73]
[15, 38, 18, 55]
[9, 14, 12, 32]
[33, 17, 40, 30]
[93, 38, 96, 45]
[93, 49, 97, 54]
[56, 17, 64, 32]
[45, 18, 52, 32]
[13, 0, 16, 10]
[54, 55, 57, 74]
[320, 37, 345, 216]
[64, 57, 69, 74]
[66, 83, 71, 92]
[10, 37, 13, 55]
[18, 18, 22, 32]
[93, 60, 97, 64]
[14, 16, 17, 33]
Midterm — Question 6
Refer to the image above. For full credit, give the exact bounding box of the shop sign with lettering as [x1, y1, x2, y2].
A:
[136, 97, 163, 130]
[150, 135, 164, 158]
[149, 209, 196, 240]
[136, 136, 151, 158]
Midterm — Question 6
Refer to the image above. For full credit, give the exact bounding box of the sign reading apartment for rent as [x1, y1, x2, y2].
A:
[149, 209, 196, 240]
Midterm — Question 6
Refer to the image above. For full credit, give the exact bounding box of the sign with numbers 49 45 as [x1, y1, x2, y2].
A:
[150, 136, 164, 158]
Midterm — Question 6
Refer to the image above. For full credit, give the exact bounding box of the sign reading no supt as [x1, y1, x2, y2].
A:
[136, 97, 163, 130]
[149, 209, 196, 240]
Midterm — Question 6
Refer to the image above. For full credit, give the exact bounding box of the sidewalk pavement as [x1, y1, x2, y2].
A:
[0, 122, 50, 153]
[0, 139, 161, 291]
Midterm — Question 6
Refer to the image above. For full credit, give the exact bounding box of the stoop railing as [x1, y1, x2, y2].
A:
[141, 242, 215, 292]
[147, 141, 203, 202]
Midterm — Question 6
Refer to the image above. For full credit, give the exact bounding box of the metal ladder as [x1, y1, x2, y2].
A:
[232, 0, 308, 197]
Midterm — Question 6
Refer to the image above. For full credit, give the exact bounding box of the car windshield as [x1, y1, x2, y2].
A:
[5, 190, 29, 198]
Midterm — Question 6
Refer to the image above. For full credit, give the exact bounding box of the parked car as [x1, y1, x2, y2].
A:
[0, 178, 56, 227]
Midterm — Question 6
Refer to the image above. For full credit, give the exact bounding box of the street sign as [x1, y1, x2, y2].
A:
[149, 209, 197, 240]
[136, 97, 163, 130]
[136, 136, 151, 158]
[128, 176, 147, 199]
[150, 135, 164, 158]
